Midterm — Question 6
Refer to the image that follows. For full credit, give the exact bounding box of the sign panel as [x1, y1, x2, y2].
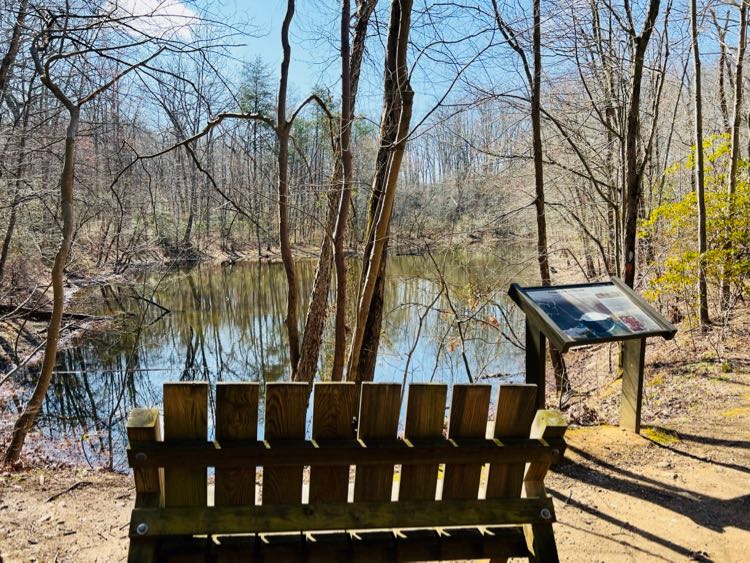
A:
[510, 278, 677, 432]
[524, 284, 662, 340]
[509, 279, 676, 351]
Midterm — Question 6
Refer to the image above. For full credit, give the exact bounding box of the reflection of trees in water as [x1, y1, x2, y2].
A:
[42, 252, 528, 468]
[380, 254, 527, 384]
[45, 352, 155, 471]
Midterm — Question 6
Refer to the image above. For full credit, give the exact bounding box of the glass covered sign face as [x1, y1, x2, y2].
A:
[524, 284, 663, 341]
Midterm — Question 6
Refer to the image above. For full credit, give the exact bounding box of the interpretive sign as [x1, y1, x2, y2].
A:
[510, 279, 675, 352]
[509, 278, 677, 433]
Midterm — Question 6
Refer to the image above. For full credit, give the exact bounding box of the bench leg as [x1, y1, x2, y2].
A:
[128, 538, 158, 563]
[523, 522, 560, 563]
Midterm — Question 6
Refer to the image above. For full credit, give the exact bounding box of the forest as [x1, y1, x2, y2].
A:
[1, 1, 750, 560]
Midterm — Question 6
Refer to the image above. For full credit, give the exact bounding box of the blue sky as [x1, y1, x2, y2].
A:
[209, 1, 506, 127]
[218, 1, 344, 103]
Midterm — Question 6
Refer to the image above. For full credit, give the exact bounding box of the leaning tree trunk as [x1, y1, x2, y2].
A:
[4, 108, 79, 465]
[296, 0, 377, 383]
[295, 176, 339, 383]
[348, 0, 414, 382]
[330, 0, 354, 381]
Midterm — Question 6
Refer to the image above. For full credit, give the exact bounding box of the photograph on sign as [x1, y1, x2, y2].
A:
[525, 284, 662, 341]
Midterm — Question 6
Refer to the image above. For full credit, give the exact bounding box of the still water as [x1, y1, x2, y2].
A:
[40, 251, 531, 468]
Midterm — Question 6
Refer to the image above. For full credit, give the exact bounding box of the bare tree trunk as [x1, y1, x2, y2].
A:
[182, 149, 197, 247]
[330, 0, 354, 381]
[531, 0, 549, 287]
[691, 0, 710, 327]
[530, 0, 567, 392]
[623, 0, 661, 287]
[277, 0, 301, 377]
[722, 0, 748, 308]
[713, 10, 731, 133]
[347, 0, 414, 382]
[296, 0, 377, 383]
[493, 0, 567, 393]
[0, 0, 30, 283]
[0, 106, 30, 283]
[4, 108, 79, 464]
[0, 0, 27, 97]
[295, 183, 338, 383]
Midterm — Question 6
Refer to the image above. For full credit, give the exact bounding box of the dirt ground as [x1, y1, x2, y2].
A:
[1, 316, 749, 562]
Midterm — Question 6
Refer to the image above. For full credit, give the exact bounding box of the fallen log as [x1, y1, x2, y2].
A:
[0, 303, 104, 322]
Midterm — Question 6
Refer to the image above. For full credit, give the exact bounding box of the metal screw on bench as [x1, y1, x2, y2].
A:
[135, 452, 147, 463]
[136, 523, 149, 535]
[540, 508, 552, 520]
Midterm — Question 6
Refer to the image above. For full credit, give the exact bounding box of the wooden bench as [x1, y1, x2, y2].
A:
[126, 381, 567, 562]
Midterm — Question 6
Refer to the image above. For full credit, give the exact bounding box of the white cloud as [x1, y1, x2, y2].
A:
[105, 0, 198, 40]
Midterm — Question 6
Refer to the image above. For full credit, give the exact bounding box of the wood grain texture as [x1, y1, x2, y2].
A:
[523, 410, 567, 563]
[129, 438, 555, 468]
[354, 383, 401, 502]
[163, 382, 208, 507]
[487, 384, 537, 499]
[621, 337, 646, 433]
[131, 496, 555, 536]
[443, 385, 491, 500]
[126, 408, 162, 506]
[524, 410, 568, 484]
[262, 382, 309, 505]
[126, 408, 162, 563]
[399, 384, 446, 501]
[309, 382, 358, 503]
[215, 383, 259, 507]
[525, 322, 547, 409]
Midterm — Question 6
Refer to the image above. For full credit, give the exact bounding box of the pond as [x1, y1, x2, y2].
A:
[36, 250, 533, 469]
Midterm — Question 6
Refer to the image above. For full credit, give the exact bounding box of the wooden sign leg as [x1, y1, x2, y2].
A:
[525, 320, 546, 410]
[620, 338, 646, 433]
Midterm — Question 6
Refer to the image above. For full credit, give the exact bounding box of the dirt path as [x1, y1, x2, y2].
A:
[1, 469, 131, 562]
[550, 421, 749, 562]
[545, 310, 750, 562]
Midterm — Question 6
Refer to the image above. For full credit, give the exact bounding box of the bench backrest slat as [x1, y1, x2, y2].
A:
[309, 382, 358, 503]
[126, 408, 162, 508]
[127, 381, 565, 561]
[163, 382, 208, 507]
[443, 384, 491, 500]
[487, 384, 537, 498]
[400, 384, 447, 501]
[354, 382, 401, 502]
[215, 382, 258, 506]
[128, 382, 556, 510]
[262, 382, 308, 505]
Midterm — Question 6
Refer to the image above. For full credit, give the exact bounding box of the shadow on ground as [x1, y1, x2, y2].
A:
[550, 437, 749, 562]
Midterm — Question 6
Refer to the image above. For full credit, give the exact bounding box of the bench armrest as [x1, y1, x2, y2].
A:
[127, 408, 163, 508]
